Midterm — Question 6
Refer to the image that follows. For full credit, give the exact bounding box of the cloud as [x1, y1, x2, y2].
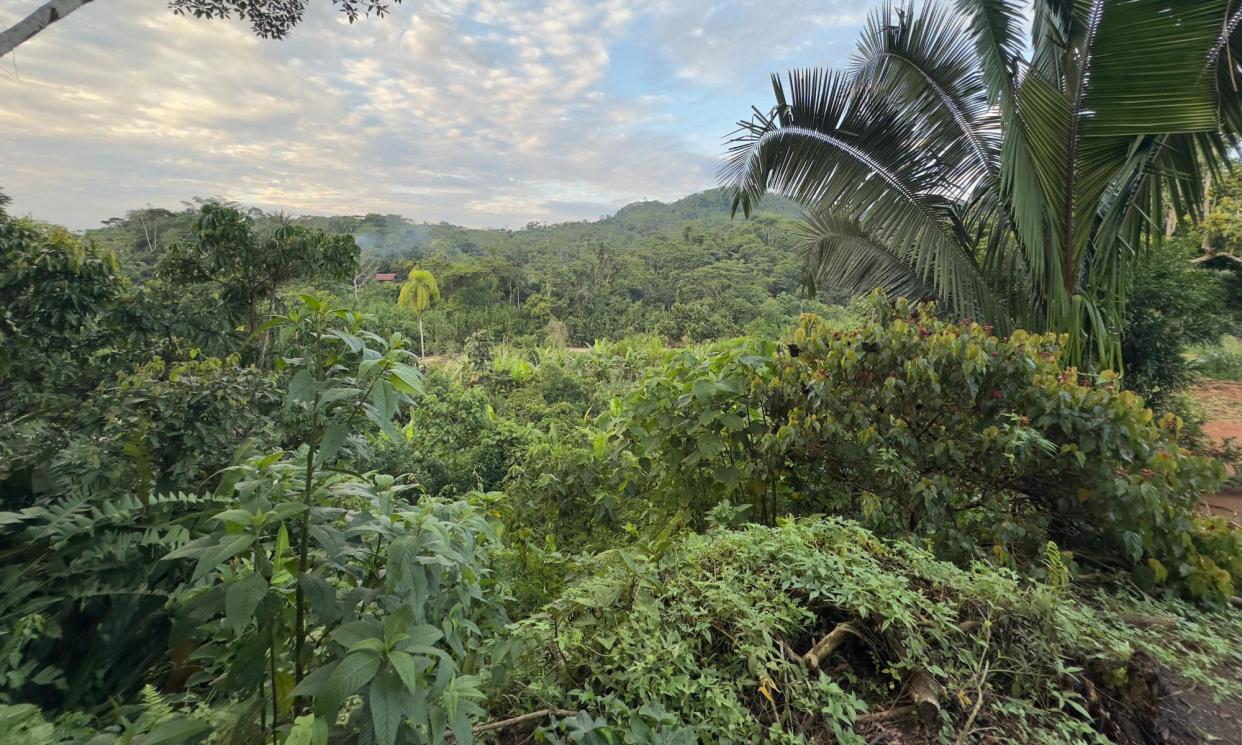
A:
[642, 1, 862, 86]
[0, 0, 862, 229]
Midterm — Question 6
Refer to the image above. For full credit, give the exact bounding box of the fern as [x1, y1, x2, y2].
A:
[1043, 541, 1071, 590]
[138, 684, 173, 728]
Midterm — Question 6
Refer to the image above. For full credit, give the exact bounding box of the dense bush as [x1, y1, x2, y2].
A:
[366, 372, 529, 496]
[0, 358, 281, 712]
[504, 518, 1242, 744]
[609, 295, 1240, 601]
[0, 216, 120, 394]
[1121, 240, 1233, 409]
[1195, 335, 1242, 381]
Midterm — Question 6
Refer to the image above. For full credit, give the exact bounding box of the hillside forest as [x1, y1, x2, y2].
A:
[4, 2, 1242, 745]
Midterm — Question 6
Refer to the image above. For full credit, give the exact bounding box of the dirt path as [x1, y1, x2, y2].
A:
[1194, 380, 1242, 522]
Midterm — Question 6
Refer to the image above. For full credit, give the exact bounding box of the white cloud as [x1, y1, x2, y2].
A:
[0, 0, 864, 228]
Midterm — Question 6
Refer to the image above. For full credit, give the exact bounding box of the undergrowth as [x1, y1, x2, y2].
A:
[496, 518, 1242, 744]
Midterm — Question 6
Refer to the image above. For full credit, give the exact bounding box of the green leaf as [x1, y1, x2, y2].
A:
[1078, 0, 1222, 137]
[283, 714, 322, 745]
[443, 675, 485, 745]
[212, 509, 255, 528]
[162, 534, 216, 561]
[383, 606, 416, 645]
[317, 422, 349, 464]
[224, 573, 267, 631]
[332, 619, 384, 649]
[288, 369, 316, 402]
[405, 624, 443, 648]
[369, 666, 408, 745]
[299, 572, 342, 624]
[389, 363, 424, 395]
[291, 661, 338, 699]
[371, 382, 400, 424]
[331, 329, 364, 353]
[192, 533, 255, 582]
[348, 638, 388, 656]
[142, 716, 211, 744]
[314, 652, 381, 721]
[319, 386, 363, 406]
[388, 651, 422, 697]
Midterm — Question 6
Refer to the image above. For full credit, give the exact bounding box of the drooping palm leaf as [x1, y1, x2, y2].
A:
[724, 0, 1241, 370]
[722, 68, 1004, 323]
[797, 211, 937, 300]
[852, 2, 1000, 191]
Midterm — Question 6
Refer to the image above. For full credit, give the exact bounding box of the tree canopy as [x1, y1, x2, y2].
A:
[0, 0, 406, 58]
[157, 202, 359, 334]
[724, 0, 1242, 369]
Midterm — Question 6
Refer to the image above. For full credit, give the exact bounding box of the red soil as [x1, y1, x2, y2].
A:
[1195, 380, 1242, 523]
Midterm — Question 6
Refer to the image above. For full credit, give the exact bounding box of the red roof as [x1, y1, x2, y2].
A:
[375, 273, 397, 282]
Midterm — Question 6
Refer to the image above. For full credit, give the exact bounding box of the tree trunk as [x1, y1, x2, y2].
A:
[0, 0, 95, 57]
[248, 295, 259, 336]
[418, 314, 425, 358]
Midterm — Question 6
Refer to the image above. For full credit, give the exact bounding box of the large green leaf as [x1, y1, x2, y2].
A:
[316, 421, 349, 464]
[224, 573, 267, 631]
[191, 533, 254, 582]
[314, 652, 381, 721]
[1079, 0, 1225, 137]
[369, 666, 410, 745]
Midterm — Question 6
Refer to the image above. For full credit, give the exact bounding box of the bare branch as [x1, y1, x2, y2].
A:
[0, 0, 95, 58]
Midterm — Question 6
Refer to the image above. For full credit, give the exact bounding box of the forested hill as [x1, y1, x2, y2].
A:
[84, 188, 804, 269]
[82, 189, 839, 350]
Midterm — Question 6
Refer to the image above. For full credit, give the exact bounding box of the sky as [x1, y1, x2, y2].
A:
[0, 0, 866, 229]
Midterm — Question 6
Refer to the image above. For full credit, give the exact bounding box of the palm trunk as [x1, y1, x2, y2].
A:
[0, 0, 95, 57]
[418, 314, 425, 358]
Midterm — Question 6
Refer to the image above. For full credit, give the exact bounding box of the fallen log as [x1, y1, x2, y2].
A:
[884, 632, 942, 726]
[803, 622, 855, 670]
[908, 669, 942, 724]
[445, 708, 578, 742]
[857, 704, 919, 724]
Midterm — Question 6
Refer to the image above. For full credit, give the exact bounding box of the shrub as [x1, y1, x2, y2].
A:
[1195, 334, 1242, 381]
[367, 373, 527, 496]
[609, 294, 1240, 602]
[1121, 240, 1232, 409]
[503, 518, 1242, 743]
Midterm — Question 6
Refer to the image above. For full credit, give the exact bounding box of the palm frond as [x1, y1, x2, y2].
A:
[722, 68, 1001, 321]
[798, 211, 937, 300]
[852, 2, 1000, 192]
[952, 0, 1024, 105]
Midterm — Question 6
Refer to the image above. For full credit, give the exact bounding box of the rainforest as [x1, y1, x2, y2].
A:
[3, 1, 1242, 744]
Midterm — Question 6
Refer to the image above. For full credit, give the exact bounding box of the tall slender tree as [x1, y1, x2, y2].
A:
[723, 0, 1242, 369]
[397, 268, 440, 357]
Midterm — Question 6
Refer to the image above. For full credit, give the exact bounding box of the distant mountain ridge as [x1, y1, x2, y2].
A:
[83, 188, 808, 277]
[602, 188, 803, 229]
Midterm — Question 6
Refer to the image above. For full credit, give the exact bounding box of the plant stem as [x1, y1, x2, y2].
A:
[269, 622, 280, 745]
[294, 421, 316, 691]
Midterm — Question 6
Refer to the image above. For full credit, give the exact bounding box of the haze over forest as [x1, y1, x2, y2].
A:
[4, 1, 1242, 744]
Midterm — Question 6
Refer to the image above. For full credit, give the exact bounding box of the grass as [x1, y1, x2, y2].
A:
[1191, 335, 1242, 382]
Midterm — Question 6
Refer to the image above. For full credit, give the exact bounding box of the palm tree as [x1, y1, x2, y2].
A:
[724, 0, 1242, 369]
[397, 269, 441, 358]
